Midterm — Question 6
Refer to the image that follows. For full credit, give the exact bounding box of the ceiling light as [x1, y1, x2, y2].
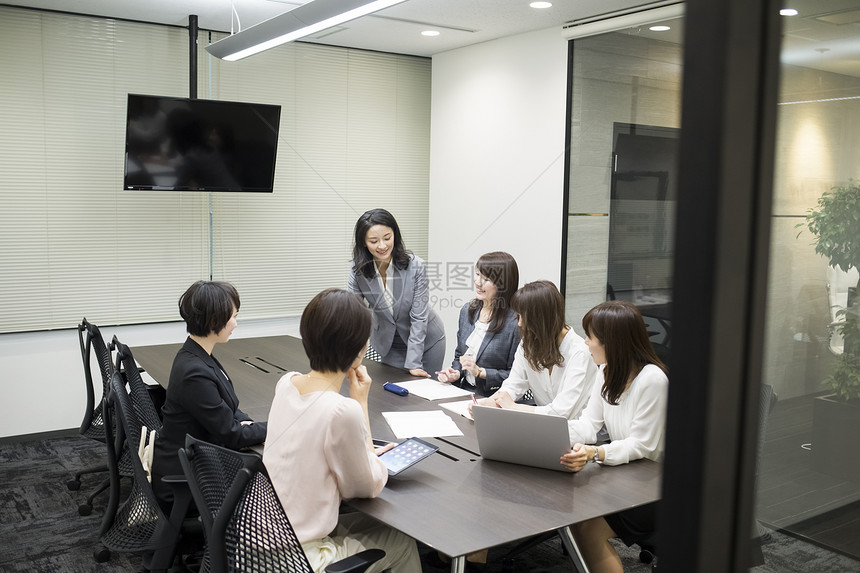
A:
[206, 0, 408, 61]
[649, 25, 671, 31]
[530, 2, 553, 9]
[563, 4, 685, 40]
[421, 30, 440, 37]
[780, 8, 799, 16]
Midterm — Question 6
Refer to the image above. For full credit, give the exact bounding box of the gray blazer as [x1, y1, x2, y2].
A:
[348, 254, 445, 370]
[451, 305, 520, 396]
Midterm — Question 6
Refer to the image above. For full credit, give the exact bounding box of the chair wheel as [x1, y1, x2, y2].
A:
[78, 503, 93, 516]
[67, 479, 81, 491]
[639, 549, 655, 564]
[93, 546, 111, 562]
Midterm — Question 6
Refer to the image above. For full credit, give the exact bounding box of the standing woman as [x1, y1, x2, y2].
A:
[476, 280, 598, 419]
[561, 300, 669, 573]
[348, 208, 445, 377]
[152, 281, 267, 511]
[437, 251, 521, 396]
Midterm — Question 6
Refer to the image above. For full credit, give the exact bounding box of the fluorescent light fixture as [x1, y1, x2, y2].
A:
[562, 3, 684, 40]
[649, 25, 671, 31]
[421, 30, 440, 37]
[780, 8, 799, 16]
[530, 2, 553, 8]
[206, 0, 408, 61]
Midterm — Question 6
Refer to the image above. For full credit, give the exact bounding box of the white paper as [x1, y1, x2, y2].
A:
[440, 399, 475, 421]
[392, 378, 475, 401]
[139, 369, 162, 387]
[382, 410, 464, 439]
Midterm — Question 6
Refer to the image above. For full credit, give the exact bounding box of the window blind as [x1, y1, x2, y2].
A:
[0, 7, 431, 332]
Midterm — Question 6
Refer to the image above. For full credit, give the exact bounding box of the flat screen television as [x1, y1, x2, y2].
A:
[124, 94, 281, 192]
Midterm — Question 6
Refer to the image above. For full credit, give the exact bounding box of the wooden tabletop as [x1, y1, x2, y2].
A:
[133, 335, 662, 565]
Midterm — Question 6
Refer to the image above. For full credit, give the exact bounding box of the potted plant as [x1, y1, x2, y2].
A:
[799, 180, 860, 481]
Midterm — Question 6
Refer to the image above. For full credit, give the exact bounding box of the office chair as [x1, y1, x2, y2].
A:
[69, 318, 116, 516]
[98, 369, 193, 571]
[113, 337, 163, 433]
[178, 435, 385, 573]
[364, 344, 383, 362]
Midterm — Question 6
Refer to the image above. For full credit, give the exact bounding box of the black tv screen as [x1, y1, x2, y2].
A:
[124, 94, 281, 192]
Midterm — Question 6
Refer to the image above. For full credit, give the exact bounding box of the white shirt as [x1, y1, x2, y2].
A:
[462, 320, 489, 387]
[567, 363, 669, 465]
[375, 263, 395, 313]
[263, 373, 388, 543]
[498, 329, 599, 419]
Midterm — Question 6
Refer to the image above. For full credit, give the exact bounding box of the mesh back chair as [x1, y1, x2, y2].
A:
[99, 370, 192, 572]
[179, 435, 385, 573]
[113, 337, 163, 435]
[69, 318, 116, 516]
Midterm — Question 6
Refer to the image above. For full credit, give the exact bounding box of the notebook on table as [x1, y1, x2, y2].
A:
[472, 405, 572, 472]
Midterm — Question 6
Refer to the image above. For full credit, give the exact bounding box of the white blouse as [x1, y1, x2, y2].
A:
[462, 320, 489, 387]
[567, 363, 669, 466]
[498, 329, 599, 419]
[263, 373, 388, 543]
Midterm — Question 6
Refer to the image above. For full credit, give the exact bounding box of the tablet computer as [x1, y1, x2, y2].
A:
[378, 437, 439, 476]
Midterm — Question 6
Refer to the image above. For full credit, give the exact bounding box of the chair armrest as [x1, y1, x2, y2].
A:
[325, 549, 386, 573]
[161, 474, 187, 485]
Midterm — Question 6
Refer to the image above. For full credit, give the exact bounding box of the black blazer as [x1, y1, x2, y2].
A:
[153, 337, 267, 478]
[451, 305, 521, 396]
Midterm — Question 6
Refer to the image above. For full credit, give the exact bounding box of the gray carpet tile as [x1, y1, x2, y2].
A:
[2, 433, 859, 572]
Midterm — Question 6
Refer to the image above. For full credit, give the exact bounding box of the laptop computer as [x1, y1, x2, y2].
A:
[472, 406, 572, 472]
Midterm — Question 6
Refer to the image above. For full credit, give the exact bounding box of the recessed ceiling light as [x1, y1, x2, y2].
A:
[649, 25, 671, 32]
[530, 2, 553, 9]
[421, 30, 440, 37]
[780, 8, 798, 16]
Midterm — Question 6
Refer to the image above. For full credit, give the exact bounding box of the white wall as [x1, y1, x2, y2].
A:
[427, 27, 569, 363]
[2, 25, 570, 439]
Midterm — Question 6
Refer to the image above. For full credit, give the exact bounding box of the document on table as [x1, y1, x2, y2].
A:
[382, 410, 464, 439]
[391, 378, 475, 401]
[439, 399, 475, 421]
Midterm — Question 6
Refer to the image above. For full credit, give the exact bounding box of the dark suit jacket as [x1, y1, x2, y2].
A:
[348, 254, 445, 370]
[451, 305, 521, 396]
[153, 337, 267, 479]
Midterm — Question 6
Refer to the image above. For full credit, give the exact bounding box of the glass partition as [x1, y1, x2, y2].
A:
[756, 0, 860, 565]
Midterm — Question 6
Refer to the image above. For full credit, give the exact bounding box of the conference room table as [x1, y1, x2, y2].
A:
[133, 335, 662, 573]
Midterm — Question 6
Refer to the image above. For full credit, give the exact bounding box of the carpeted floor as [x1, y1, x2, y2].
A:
[1, 432, 859, 572]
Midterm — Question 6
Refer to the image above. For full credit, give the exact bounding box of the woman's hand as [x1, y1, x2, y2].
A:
[409, 368, 431, 378]
[437, 368, 459, 383]
[560, 443, 590, 472]
[494, 391, 516, 409]
[374, 442, 396, 456]
[467, 395, 500, 415]
[459, 355, 480, 378]
[348, 365, 373, 403]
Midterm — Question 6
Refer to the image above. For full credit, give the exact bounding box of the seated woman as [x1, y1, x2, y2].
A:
[263, 288, 421, 573]
[152, 280, 267, 511]
[437, 251, 521, 396]
[561, 300, 669, 573]
[475, 280, 598, 419]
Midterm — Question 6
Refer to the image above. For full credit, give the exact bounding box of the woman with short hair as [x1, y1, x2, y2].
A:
[561, 300, 669, 573]
[152, 280, 267, 511]
[264, 288, 421, 573]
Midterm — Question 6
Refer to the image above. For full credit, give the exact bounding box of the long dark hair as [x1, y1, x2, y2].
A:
[352, 208, 411, 279]
[510, 280, 566, 371]
[582, 300, 667, 406]
[468, 251, 519, 333]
